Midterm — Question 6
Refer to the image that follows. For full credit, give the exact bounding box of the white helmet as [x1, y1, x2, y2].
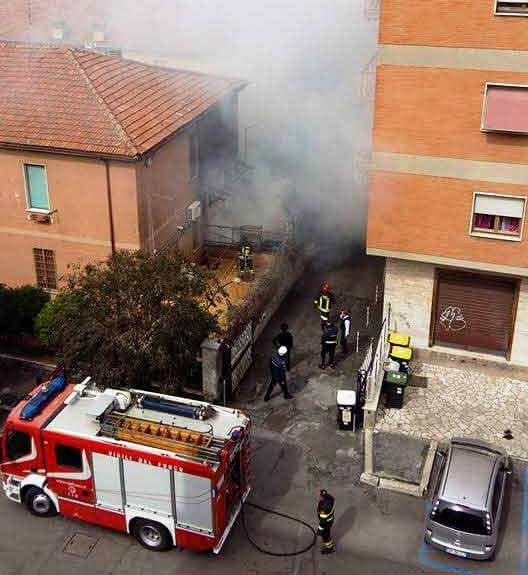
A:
[278, 346, 288, 356]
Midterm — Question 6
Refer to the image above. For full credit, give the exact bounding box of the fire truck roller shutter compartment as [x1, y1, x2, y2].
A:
[92, 453, 123, 511]
[123, 460, 172, 516]
[174, 472, 213, 533]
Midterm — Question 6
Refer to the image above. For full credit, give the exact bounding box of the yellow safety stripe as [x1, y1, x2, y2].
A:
[323, 540, 335, 547]
[318, 506, 335, 519]
[318, 295, 330, 313]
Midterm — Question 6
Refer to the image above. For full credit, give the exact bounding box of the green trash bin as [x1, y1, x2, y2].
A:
[384, 371, 408, 409]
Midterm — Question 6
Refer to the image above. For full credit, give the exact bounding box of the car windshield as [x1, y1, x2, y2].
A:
[434, 505, 488, 535]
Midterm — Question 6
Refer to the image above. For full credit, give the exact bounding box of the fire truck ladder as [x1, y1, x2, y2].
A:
[99, 413, 224, 465]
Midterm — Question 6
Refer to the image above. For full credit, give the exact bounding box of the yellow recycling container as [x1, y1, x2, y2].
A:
[390, 345, 413, 361]
[388, 332, 411, 347]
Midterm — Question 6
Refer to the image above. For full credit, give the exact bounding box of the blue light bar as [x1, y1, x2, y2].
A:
[20, 373, 67, 421]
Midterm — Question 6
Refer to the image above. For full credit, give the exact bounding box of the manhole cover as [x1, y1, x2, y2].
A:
[63, 533, 99, 558]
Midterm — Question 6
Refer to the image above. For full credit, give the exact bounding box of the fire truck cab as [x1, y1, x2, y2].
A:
[0, 371, 250, 552]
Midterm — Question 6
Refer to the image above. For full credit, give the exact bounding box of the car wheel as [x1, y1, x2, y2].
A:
[484, 548, 496, 561]
[24, 487, 57, 517]
[132, 519, 172, 551]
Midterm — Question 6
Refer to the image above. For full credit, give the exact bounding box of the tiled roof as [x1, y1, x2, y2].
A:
[0, 43, 245, 158]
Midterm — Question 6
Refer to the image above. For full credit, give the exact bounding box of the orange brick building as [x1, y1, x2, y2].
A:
[367, 0, 528, 362]
[0, 43, 244, 290]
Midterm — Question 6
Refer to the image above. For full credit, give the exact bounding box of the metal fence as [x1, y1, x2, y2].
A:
[205, 225, 292, 251]
[364, 307, 391, 405]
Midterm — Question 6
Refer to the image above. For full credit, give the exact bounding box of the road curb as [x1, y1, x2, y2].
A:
[0, 353, 56, 370]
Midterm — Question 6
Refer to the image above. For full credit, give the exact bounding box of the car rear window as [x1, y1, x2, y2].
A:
[434, 505, 487, 535]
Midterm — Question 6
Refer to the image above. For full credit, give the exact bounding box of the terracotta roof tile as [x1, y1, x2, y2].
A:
[0, 42, 246, 158]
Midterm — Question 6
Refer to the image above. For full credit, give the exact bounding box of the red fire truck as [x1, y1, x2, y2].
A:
[0, 371, 251, 552]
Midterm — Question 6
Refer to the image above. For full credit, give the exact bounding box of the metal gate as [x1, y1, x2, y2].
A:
[229, 321, 253, 393]
[433, 270, 516, 355]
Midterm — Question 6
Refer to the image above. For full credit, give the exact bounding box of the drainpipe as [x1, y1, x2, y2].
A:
[104, 159, 116, 255]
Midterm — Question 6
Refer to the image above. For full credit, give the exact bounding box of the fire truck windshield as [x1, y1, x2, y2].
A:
[5, 429, 31, 462]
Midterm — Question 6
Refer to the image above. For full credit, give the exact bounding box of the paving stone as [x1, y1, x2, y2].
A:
[376, 359, 528, 461]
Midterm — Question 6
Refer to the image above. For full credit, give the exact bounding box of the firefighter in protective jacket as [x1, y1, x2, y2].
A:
[313, 283, 335, 329]
[317, 489, 335, 554]
[239, 240, 254, 275]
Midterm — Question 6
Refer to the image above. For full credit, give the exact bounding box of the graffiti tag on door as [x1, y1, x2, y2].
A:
[439, 306, 467, 332]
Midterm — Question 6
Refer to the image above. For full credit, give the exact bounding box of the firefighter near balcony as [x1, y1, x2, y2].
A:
[239, 237, 254, 277]
[314, 283, 335, 329]
[317, 489, 335, 555]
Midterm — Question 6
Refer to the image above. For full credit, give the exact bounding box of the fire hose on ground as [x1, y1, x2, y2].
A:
[241, 500, 317, 557]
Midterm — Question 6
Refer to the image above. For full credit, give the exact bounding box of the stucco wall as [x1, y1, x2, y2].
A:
[0, 149, 139, 287]
[136, 133, 201, 255]
[383, 258, 435, 349]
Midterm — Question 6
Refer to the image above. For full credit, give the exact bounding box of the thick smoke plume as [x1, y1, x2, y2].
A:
[105, 1, 379, 246]
[25, 0, 379, 247]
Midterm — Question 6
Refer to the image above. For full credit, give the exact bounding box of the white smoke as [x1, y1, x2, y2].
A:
[19, 0, 379, 245]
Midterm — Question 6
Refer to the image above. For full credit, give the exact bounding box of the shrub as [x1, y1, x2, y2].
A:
[0, 284, 49, 339]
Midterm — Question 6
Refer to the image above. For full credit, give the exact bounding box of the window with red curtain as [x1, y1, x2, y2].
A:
[482, 84, 528, 134]
[471, 193, 525, 238]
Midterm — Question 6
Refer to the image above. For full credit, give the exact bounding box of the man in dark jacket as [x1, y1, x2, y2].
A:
[320, 320, 338, 369]
[317, 489, 335, 554]
[264, 346, 293, 401]
[272, 323, 294, 371]
[339, 309, 351, 355]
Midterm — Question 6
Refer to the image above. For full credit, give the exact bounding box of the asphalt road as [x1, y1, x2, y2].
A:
[0, 428, 526, 575]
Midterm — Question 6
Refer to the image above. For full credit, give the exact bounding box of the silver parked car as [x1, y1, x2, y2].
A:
[425, 437, 510, 560]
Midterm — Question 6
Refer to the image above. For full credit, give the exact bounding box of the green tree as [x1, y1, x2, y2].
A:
[37, 250, 224, 392]
[35, 292, 76, 349]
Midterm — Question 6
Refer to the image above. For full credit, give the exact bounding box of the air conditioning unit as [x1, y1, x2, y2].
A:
[186, 201, 202, 222]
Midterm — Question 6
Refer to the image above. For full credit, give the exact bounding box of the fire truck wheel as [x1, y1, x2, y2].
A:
[132, 519, 172, 551]
[24, 487, 57, 517]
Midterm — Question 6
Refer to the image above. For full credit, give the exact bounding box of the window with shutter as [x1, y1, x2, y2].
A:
[482, 83, 528, 135]
[495, 0, 528, 16]
[470, 193, 525, 240]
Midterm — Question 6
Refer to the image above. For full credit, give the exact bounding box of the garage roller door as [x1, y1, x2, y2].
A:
[433, 271, 516, 355]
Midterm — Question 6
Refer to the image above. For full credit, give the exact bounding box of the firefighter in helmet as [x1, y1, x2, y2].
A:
[317, 489, 335, 554]
[239, 236, 254, 275]
[314, 283, 335, 329]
